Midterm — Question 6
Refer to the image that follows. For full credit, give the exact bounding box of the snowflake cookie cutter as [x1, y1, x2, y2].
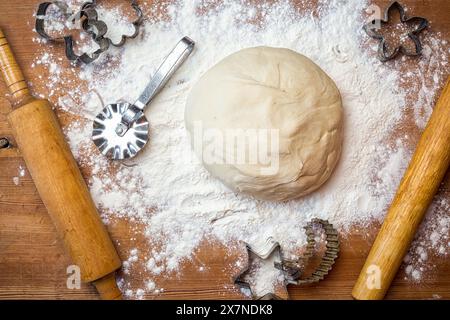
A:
[234, 219, 340, 300]
[363, 1, 429, 62]
[35, 0, 143, 64]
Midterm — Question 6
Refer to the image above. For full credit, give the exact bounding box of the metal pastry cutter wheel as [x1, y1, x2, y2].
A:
[92, 37, 195, 160]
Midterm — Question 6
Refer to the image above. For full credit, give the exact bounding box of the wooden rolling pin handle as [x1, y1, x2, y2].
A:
[0, 29, 33, 108]
[352, 77, 450, 300]
[94, 274, 123, 300]
[0, 28, 122, 300]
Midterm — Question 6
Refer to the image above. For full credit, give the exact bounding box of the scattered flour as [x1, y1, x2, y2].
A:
[404, 199, 450, 282]
[29, 0, 449, 298]
[96, 6, 138, 45]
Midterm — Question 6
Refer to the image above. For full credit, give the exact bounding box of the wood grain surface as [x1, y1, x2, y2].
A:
[0, 0, 449, 300]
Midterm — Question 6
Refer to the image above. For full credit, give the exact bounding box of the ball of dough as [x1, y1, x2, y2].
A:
[185, 47, 343, 201]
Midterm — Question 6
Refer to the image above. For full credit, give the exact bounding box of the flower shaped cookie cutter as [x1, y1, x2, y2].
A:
[363, 1, 429, 62]
[82, 0, 144, 47]
[35, 0, 143, 64]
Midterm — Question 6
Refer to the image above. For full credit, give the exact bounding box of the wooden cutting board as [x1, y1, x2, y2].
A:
[0, 0, 449, 300]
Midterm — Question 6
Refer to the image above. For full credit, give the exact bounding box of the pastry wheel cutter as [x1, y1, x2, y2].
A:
[92, 37, 195, 160]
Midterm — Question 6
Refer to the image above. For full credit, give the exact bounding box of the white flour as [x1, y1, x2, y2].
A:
[241, 251, 286, 298]
[31, 0, 449, 298]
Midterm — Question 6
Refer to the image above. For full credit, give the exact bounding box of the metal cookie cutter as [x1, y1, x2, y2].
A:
[36, 1, 109, 64]
[363, 1, 429, 62]
[92, 37, 195, 160]
[276, 219, 339, 286]
[36, 0, 143, 64]
[234, 239, 286, 300]
[67, 4, 110, 64]
[82, 0, 144, 47]
[234, 219, 340, 300]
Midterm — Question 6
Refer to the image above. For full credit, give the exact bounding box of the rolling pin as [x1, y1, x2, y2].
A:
[352, 77, 450, 300]
[0, 29, 122, 299]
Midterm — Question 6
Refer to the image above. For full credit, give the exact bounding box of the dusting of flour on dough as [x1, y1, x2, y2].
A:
[31, 0, 449, 298]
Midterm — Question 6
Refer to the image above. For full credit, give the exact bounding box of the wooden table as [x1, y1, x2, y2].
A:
[0, 0, 449, 300]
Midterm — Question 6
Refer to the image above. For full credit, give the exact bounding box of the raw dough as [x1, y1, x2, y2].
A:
[185, 47, 343, 201]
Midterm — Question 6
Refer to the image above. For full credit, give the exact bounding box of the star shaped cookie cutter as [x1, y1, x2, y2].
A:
[363, 1, 429, 62]
[234, 238, 287, 300]
[35, 0, 143, 64]
[234, 219, 340, 300]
